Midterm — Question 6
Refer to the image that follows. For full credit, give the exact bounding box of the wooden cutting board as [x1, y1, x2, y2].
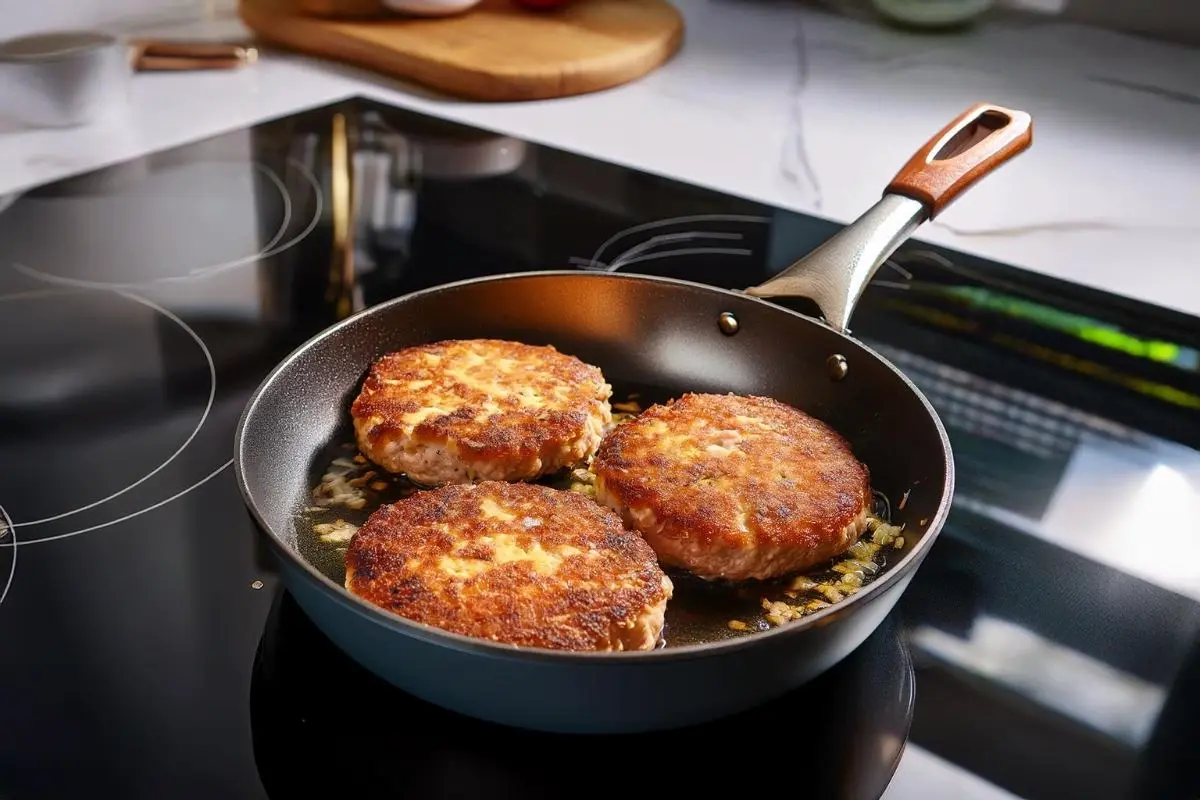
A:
[238, 0, 684, 102]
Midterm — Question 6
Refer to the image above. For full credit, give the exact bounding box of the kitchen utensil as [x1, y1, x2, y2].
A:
[129, 38, 260, 71]
[292, 0, 482, 15]
[238, 0, 684, 102]
[235, 103, 1033, 734]
[378, 0, 484, 19]
[0, 30, 258, 128]
[292, 0, 387, 14]
[0, 31, 130, 128]
[871, 0, 994, 29]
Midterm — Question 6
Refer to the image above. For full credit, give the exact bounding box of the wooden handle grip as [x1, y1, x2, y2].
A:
[886, 103, 1032, 218]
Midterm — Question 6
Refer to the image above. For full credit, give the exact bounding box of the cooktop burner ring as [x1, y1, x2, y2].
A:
[0, 288, 221, 546]
[570, 212, 771, 272]
[5, 158, 322, 291]
[0, 504, 15, 610]
[2, 459, 234, 549]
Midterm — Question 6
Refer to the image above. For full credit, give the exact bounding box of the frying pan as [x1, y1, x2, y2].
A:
[235, 103, 1033, 734]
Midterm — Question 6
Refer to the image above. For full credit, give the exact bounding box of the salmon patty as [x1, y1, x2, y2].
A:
[350, 339, 612, 486]
[344, 481, 673, 652]
[592, 393, 872, 582]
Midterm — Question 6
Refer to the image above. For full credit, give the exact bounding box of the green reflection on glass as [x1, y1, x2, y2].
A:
[944, 286, 1195, 370]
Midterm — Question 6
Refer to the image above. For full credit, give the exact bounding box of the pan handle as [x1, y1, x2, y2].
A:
[744, 103, 1032, 335]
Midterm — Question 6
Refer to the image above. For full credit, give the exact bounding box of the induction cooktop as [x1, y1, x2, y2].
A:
[1, 98, 1198, 800]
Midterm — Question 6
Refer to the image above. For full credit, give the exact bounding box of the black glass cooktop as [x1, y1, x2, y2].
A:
[1, 99, 1198, 800]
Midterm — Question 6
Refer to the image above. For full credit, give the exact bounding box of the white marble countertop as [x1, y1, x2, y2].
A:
[1, 0, 1198, 319]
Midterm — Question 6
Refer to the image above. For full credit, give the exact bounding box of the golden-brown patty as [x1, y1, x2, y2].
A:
[344, 481, 673, 652]
[592, 393, 872, 582]
[350, 339, 612, 486]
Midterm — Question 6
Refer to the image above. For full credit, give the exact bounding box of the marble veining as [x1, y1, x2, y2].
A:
[1085, 76, 1200, 108]
[779, 18, 824, 209]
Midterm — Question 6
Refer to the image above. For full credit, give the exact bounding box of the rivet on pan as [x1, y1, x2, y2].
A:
[827, 354, 849, 381]
[717, 312, 740, 336]
[251, 580, 264, 590]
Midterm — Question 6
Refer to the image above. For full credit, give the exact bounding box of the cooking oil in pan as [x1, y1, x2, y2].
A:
[295, 384, 904, 648]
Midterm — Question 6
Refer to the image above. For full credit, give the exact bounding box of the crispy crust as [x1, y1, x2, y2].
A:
[350, 339, 611, 484]
[592, 393, 872, 581]
[344, 482, 673, 652]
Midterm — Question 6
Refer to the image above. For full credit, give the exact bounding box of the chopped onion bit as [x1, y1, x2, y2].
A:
[788, 575, 817, 592]
[312, 448, 392, 511]
[756, 517, 904, 630]
[565, 465, 598, 498]
[313, 519, 359, 543]
[609, 411, 639, 429]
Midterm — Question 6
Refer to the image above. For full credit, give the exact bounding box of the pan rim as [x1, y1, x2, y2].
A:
[234, 269, 955, 664]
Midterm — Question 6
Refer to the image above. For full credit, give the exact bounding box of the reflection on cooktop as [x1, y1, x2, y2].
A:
[0, 141, 321, 291]
[0, 290, 216, 537]
[874, 342, 1200, 603]
[0, 281, 279, 550]
[251, 589, 913, 800]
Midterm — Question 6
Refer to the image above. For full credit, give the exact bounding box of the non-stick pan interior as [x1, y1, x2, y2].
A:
[236, 272, 952, 643]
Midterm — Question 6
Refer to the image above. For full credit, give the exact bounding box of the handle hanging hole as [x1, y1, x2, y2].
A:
[932, 109, 1010, 161]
